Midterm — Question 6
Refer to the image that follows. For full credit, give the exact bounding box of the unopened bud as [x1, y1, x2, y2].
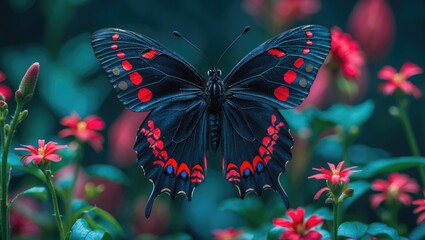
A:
[388, 106, 400, 118]
[325, 197, 333, 204]
[0, 94, 5, 102]
[4, 124, 10, 135]
[339, 187, 354, 202]
[18, 110, 28, 122]
[17, 62, 39, 104]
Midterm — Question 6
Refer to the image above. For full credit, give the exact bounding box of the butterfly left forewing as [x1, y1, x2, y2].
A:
[224, 25, 331, 110]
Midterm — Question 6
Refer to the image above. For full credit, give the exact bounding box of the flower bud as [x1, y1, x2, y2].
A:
[0, 94, 5, 102]
[325, 197, 334, 204]
[17, 62, 39, 104]
[18, 110, 28, 122]
[338, 187, 354, 202]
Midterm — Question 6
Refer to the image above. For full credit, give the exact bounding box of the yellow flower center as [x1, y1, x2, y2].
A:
[388, 184, 399, 197]
[296, 224, 306, 235]
[393, 73, 405, 84]
[77, 121, 87, 131]
[38, 146, 45, 156]
[332, 169, 340, 176]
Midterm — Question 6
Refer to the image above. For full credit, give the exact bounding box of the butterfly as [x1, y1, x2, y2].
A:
[91, 25, 331, 218]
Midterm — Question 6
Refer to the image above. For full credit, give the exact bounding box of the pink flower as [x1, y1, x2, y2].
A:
[109, 110, 149, 166]
[212, 227, 244, 240]
[348, 0, 395, 61]
[273, 207, 323, 240]
[0, 70, 12, 100]
[413, 187, 425, 224]
[378, 62, 422, 98]
[370, 172, 420, 209]
[15, 139, 67, 166]
[58, 112, 105, 151]
[308, 161, 358, 199]
[329, 27, 366, 80]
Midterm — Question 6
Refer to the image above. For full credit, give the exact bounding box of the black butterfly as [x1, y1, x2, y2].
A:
[91, 25, 331, 218]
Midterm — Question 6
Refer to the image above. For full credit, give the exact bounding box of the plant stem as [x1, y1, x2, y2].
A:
[333, 202, 339, 240]
[44, 169, 65, 240]
[64, 141, 84, 231]
[1, 101, 23, 240]
[395, 94, 424, 183]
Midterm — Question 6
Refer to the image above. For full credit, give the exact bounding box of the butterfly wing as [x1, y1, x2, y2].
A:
[92, 28, 206, 111]
[92, 28, 208, 217]
[224, 25, 331, 110]
[221, 25, 331, 205]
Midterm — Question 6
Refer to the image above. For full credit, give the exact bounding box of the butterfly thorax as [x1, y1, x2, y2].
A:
[207, 69, 223, 152]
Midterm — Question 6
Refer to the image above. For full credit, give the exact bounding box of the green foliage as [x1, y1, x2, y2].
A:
[69, 218, 112, 240]
[338, 221, 406, 240]
[85, 164, 129, 185]
[352, 157, 425, 179]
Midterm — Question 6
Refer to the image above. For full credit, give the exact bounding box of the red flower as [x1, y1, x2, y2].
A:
[329, 27, 365, 80]
[10, 197, 41, 237]
[413, 187, 425, 224]
[370, 172, 420, 209]
[15, 139, 67, 166]
[273, 207, 323, 240]
[212, 227, 244, 240]
[0, 70, 12, 100]
[58, 112, 105, 151]
[348, 0, 395, 61]
[308, 161, 358, 199]
[378, 62, 422, 98]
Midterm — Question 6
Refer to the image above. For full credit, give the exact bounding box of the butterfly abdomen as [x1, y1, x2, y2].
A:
[208, 112, 221, 152]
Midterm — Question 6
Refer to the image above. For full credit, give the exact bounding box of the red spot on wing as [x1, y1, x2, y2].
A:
[192, 164, 203, 172]
[259, 146, 268, 157]
[306, 40, 313, 46]
[191, 164, 205, 183]
[142, 50, 158, 59]
[271, 114, 277, 124]
[177, 163, 190, 176]
[267, 48, 286, 58]
[138, 88, 153, 103]
[262, 136, 271, 146]
[111, 44, 118, 50]
[129, 72, 143, 85]
[112, 34, 120, 41]
[226, 169, 241, 182]
[226, 163, 238, 171]
[303, 48, 310, 55]
[252, 156, 264, 169]
[117, 51, 125, 59]
[240, 161, 254, 176]
[274, 86, 290, 101]
[284, 70, 297, 83]
[306, 31, 313, 38]
[165, 158, 178, 174]
[122, 60, 132, 71]
[153, 160, 164, 167]
[294, 58, 304, 68]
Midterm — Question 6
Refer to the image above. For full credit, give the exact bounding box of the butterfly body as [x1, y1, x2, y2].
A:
[91, 25, 331, 218]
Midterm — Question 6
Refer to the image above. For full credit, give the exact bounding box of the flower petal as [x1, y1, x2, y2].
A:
[371, 179, 389, 192]
[44, 154, 62, 162]
[273, 218, 294, 229]
[378, 66, 396, 81]
[281, 231, 301, 240]
[302, 230, 322, 240]
[60, 112, 81, 128]
[379, 83, 397, 95]
[370, 193, 386, 209]
[85, 115, 105, 130]
[400, 62, 423, 79]
[313, 187, 329, 200]
[287, 208, 305, 225]
[417, 212, 425, 224]
[398, 193, 412, 206]
[304, 215, 323, 230]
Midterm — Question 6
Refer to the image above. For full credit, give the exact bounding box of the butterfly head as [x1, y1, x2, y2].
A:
[207, 69, 222, 78]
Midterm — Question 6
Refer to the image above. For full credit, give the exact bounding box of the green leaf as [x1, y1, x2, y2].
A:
[317, 100, 375, 133]
[338, 221, 368, 238]
[267, 227, 284, 240]
[342, 181, 371, 209]
[85, 164, 129, 185]
[85, 207, 123, 238]
[69, 218, 112, 240]
[409, 223, 425, 240]
[351, 157, 425, 179]
[367, 222, 398, 239]
[313, 207, 333, 221]
[11, 186, 48, 204]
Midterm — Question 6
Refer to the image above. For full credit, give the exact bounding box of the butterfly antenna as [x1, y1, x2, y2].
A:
[173, 30, 214, 69]
[216, 26, 250, 67]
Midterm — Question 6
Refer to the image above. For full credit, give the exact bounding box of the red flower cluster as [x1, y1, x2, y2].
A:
[58, 112, 105, 151]
[273, 207, 323, 240]
[15, 139, 67, 166]
[370, 172, 420, 209]
[329, 27, 365, 80]
[378, 62, 422, 98]
[309, 161, 358, 199]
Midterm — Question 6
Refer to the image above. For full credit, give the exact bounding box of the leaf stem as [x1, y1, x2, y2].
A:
[1, 101, 23, 240]
[333, 202, 339, 240]
[44, 169, 65, 240]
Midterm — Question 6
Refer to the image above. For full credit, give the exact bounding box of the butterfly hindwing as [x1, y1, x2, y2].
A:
[91, 28, 206, 112]
[221, 99, 292, 206]
[224, 25, 331, 110]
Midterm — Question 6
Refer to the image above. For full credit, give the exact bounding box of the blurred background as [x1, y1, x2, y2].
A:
[1, 0, 425, 239]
